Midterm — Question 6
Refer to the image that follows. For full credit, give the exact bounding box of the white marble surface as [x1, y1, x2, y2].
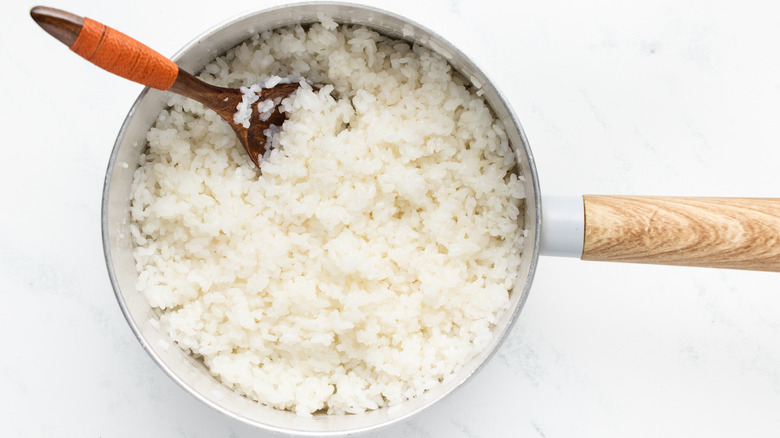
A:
[2, 0, 779, 436]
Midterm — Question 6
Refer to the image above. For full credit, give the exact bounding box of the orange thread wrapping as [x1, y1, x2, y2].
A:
[70, 17, 178, 90]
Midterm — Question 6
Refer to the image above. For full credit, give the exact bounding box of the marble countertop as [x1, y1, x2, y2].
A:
[2, 0, 778, 436]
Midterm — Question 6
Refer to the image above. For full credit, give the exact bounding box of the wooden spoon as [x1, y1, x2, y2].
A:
[30, 6, 302, 167]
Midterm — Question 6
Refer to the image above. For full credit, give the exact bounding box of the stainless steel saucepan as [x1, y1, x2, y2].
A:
[101, 2, 780, 435]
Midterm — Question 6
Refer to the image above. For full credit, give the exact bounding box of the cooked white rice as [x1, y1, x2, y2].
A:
[130, 22, 525, 416]
[233, 75, 292, 127]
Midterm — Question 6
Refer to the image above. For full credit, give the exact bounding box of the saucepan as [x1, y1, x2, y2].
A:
[101, 2, 780, 435]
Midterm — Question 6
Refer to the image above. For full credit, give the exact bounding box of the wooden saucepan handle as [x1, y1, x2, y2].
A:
[582, 196, 780, 272]
[30, 6, 179, 90]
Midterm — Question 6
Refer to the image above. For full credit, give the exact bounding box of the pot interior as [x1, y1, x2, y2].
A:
[102, 2, 540, 434]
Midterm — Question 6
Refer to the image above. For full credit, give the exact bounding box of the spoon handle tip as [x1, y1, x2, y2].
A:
[31, 6, 83, 47]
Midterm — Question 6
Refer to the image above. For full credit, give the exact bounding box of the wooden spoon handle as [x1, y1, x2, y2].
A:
[582, 195, 780, 271]
[30, 6, 178, 90]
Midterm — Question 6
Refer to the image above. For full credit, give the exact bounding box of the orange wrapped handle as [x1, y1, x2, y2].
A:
[70, 17, 178, 90]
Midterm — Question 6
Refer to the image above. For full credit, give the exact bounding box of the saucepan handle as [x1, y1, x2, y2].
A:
[541, 195, 780, 272]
